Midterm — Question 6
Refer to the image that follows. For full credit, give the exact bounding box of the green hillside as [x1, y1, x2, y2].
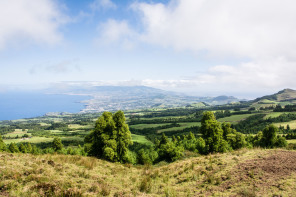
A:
[1, 149, 296, 196]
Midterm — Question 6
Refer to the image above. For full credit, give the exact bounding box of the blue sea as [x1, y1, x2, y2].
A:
[0, 92, 90, 121]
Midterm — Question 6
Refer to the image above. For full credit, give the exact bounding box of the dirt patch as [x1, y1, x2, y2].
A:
[223, 150, 296, 191]
[236, 150, 296, 180]
[47, 160, 55, 167]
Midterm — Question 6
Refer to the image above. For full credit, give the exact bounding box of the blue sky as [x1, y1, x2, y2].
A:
[1, 0, 296, 98]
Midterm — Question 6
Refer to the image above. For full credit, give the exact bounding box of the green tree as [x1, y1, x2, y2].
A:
[221, 122, 235, 138]
[86, 111, 132, 163]
[287, 124, 291, 131]
[262, 125, 277, 148]
[200, 111, 230, 153]
[8, 143, 19, 153]
[31, 145, 40, 155]
[113, 111, 133, 162]
[52, 137, 63, 151]
[25, 143, 32, 153]
[19, 143, 27, 153]
[0, 135, 7, 152]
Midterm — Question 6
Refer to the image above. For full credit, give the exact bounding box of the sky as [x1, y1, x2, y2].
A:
[1, 0, 296, 98]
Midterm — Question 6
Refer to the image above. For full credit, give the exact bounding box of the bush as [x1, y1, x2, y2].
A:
[157, 142, 184, 162]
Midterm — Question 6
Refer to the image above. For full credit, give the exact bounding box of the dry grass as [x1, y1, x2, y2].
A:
[1, 148, 296, 196]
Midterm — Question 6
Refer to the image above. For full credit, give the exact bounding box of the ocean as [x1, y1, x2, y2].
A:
[0, 92, 89, 121]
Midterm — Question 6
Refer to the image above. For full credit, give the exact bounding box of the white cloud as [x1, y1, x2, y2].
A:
[0, 0, 67, 49]
[90, 0, 117, 11]
[96, 19, 137, 49]
[123, 0, 296, 95]
[133, 0, 296, 59]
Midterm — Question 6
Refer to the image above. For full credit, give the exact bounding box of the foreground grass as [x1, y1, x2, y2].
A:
[1, 148, 296, 196]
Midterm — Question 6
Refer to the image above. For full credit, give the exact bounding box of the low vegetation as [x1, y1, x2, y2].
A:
[1, 148, 296, 196]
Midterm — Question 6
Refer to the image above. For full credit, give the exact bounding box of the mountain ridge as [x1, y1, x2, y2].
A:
[46, 83, 241, 112]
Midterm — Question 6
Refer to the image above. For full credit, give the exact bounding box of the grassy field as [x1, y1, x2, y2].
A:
[129, 123, 169, 130]
[274, 120, 296, 129]
[1, 148, 296, 196]
[217, 114, 254, 124]
[158, 122, 201, 133]
[68, 124, 94, 129]
[139, 116, 187, 121]
[3, 133, 152, 146]
[50, 130, 63, 133]
[264, 112, 284, 119]
[3, 136, 54, 144]
[287, 139, 296, 144]
[3, 129, 31, 137]
[131, 134, 153, 146]
[257, 99, 276, 104]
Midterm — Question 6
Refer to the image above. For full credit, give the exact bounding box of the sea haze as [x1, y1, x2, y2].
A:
[0, 91, 89, 121]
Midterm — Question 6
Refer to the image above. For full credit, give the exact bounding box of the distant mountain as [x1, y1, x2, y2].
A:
[249, 88, 296, 108]
[46, 83, 241, 112]
[253, 89, 296, 102]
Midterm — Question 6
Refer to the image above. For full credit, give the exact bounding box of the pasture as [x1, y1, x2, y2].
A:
[129, 123, 169, 130]
[217, 114, 254, 124]
[3, 136, 54, 144]
[158, 122, 201, 133]
[131, 134, 153, 145]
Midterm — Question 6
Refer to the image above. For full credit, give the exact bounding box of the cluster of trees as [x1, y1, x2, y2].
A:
[0, 110, 289, 166]
[84, 111, 132, 163]
[199, 112, 247, 153]
[234, 114, 268, 133]
[274, 104, 296, 112]
[0, 135, 40, 154]
[134, 112, 288, 164]
[0, 135, 86, 156]
[246, 125, 287, 148]
[234, 113, 296, 134]
[284, 133, 296, 140]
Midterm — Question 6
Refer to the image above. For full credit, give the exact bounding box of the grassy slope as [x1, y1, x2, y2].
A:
[217, 114, 254, 124]
[129, 123, 169, 130]
[131, 134, 153, 146]
[158, 122, 201, 133]
[1, 148, 296, 196]
[274, 120, 296, 129]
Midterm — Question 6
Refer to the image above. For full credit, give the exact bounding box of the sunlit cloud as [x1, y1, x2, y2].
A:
[0, 0, 68, 49]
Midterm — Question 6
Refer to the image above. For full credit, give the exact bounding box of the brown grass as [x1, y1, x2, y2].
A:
[0, 148, 296, 196]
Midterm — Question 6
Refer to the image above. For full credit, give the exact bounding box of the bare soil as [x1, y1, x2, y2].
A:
[223, 150, 296, 195]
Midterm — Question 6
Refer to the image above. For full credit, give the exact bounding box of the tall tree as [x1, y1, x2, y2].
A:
[113, 111, 132, 161]
[8, 143, 19, 153]
[262, 124, 277, 148]
[200, 111, 230, 153]
[87, 111, 132, 163]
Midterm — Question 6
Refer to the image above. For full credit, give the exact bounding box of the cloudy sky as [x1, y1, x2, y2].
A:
[1, 0, 296, 98]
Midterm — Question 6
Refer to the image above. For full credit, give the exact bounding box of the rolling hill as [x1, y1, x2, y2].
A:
[250, 88, 296, 108]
